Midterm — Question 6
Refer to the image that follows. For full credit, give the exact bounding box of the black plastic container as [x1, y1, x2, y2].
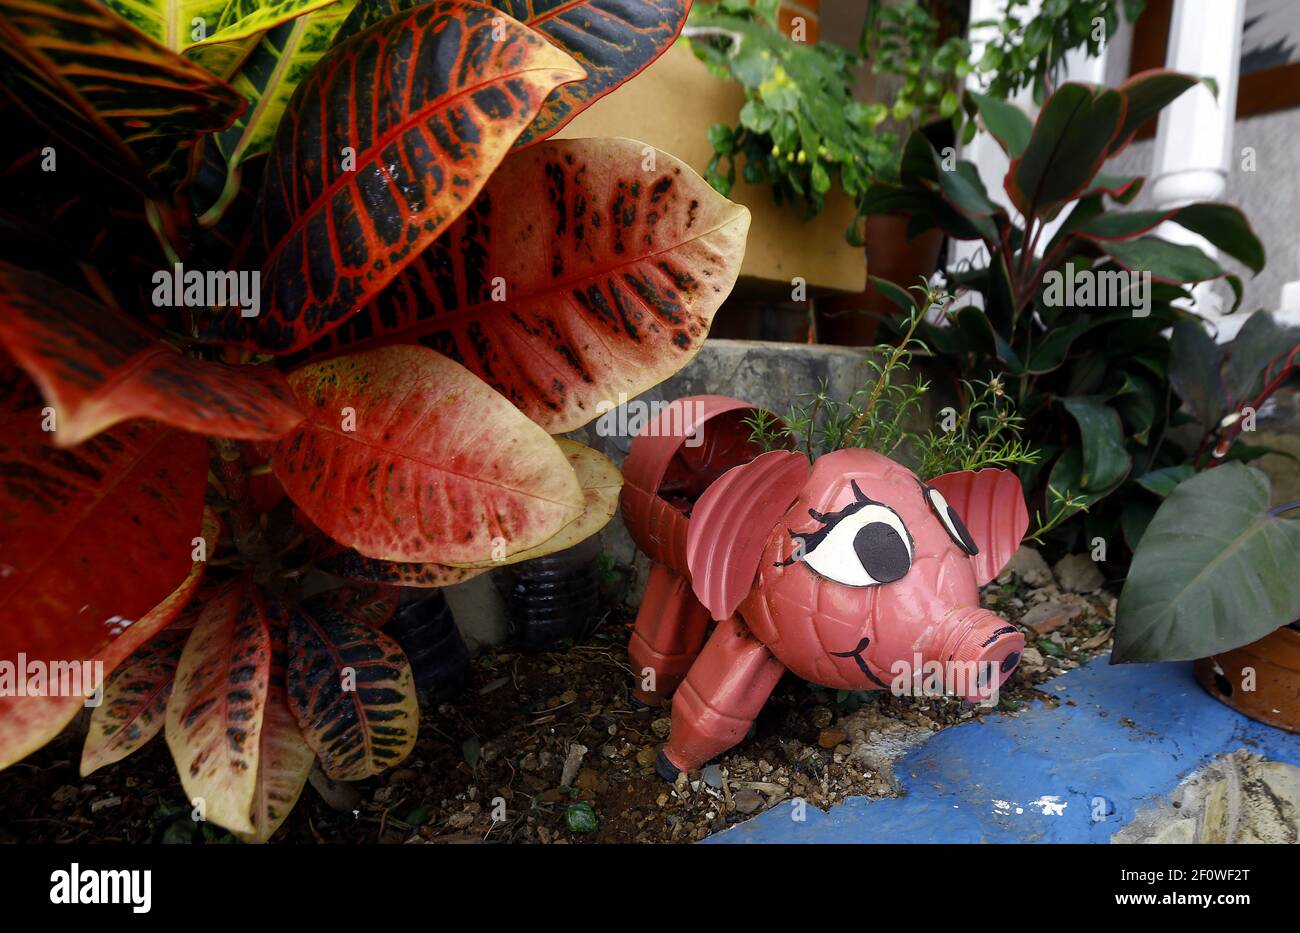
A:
[386, 590, 469, 703]
[499, 537, 602, 651]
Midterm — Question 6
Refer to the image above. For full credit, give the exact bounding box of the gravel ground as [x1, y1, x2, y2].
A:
[0, 547, 1117, 844]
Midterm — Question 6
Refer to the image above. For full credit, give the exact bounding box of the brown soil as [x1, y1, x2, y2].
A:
[0, 559, 1116, 844]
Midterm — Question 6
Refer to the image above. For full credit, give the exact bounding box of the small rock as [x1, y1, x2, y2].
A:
[559, 689, 578, 705]
[809, 706, 833, 729]
[1000, 545, 1052, 587]
[539, 788, 565, 804]
[389, 768, 418, 783]
[446, 810, 476, 830]
[701, 765, 724, 789]
[51, 785, 79, 807]
[90, 796, 122, 814]
[651, 717, 672, 739]
[1019, 646, 1046, 669]
[818, 728, 846, 749]
[1054, 554, 1104, 593]
[519, 752, 539, 771]
[636, 746, 658, 769]
[1020, 600, 1082, 635]
[559, 742, 588, 788]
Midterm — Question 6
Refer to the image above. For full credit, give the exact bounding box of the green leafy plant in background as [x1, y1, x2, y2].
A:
[747, 282, 1038, 480]
[686, 0, 891, 218]
[859, 72, 1300, 662]
[1111, 316, 1300, 662]
[971, 0, 1146, 108]
[690, 0, 1145, 234]
[862, 72, 1264, 545]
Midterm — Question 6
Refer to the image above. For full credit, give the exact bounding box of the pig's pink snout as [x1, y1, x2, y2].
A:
[933, 607, 1025, 702]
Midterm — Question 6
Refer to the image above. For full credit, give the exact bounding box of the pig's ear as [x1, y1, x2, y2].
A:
[927, 468, 1029, 586]
[687, 449, 809, 621]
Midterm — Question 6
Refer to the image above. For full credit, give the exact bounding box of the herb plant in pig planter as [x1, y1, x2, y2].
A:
[621, 319, 1036, 778]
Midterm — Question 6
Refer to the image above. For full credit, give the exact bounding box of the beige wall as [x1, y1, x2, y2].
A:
[557, 41, 866, 293]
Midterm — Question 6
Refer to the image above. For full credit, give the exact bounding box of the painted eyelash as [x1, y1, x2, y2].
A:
[779, 480, 879, 566]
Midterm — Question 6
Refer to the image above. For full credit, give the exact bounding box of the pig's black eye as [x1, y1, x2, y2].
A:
[924, 485, 979, 555]
[785, 481, 913, 587]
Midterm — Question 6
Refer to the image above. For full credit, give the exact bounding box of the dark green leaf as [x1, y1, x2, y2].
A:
[1113, 464, 1300, 662]
[1169, 320, 1226, 432]
[1061, 396, 1132, 491]
[1135, 464, 1194, 497]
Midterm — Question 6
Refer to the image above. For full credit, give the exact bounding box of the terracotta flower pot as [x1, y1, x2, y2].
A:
[1194, 624, 1300, 733]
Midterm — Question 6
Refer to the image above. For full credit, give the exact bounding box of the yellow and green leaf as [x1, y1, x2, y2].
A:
[201, 0, 357, 226]
[103, 0, 340, 53]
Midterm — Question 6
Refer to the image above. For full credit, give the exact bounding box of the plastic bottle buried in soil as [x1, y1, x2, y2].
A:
[498, 537, 602, 651]
[387, 590, 470, 703]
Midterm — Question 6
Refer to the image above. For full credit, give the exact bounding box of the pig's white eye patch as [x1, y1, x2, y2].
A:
[784, 480, 913, 587]
[924, 485, 979, 556]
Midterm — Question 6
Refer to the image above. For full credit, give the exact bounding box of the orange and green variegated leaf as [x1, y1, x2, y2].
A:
[334, 0, 690, 149]
[287, 586, 418, 780]
[318, 547, 487, 587]
[451, 438, 620, 568]
[104, 0, 341, 53]
[0, 451, 215, 774]
[200, 0, 586, 354]
[202, 1, 358, 227]
[164, 577, 273, 835]
[0, 0, 244, 196]
[234, 598, 313, 843]
[298, 137, 750, 432]
[273, 344, 584, 564]
[80, 628, 189, 777]
[0, 264, 304, 447]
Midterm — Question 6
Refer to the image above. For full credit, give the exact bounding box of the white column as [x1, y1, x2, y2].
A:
[1149, 0, 1247, 340]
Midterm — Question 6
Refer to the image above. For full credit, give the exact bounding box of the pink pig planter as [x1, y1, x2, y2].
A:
[620, 395, 1030, 781]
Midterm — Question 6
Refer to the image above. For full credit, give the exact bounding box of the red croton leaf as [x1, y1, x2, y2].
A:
[287, 584, 419, 780]
[0, 264, 304, 447]
[79, 627, 189, 777]
[298, 137, 751, 432]
[317, 546, 487, 587]
[164, 577, 274, 835]
[235, 598, 314, 844]
[273, 344, 583, 564]
[334, 0, 691, 149]
[0, 415, 213, 772]
[201, 0, 586, 354]
[0, 0, 244, 196]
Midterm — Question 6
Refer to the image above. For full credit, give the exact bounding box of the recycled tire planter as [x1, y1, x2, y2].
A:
[1194, 623, 1300, 733]
[387, 591, 469, 703]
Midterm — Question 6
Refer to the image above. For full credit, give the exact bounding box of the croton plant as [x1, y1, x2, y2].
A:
[0, 0, 751, 840]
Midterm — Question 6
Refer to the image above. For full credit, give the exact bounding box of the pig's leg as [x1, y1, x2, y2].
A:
[628, 562, 712, 706]
[656, 615, 785, 780]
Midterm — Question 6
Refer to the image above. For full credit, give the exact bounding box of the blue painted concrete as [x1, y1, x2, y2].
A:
[707, 658, 1300, 843]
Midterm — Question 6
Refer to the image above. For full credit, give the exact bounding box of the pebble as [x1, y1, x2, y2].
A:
[1020, 600, 1082, 635]
[651, 717, 672, 739]
[701, 764, 724, 789]
[446, 810, 476, 830]
[1000, 545, 1053, 587]
[1054, 553, 1104, 592]
[818, 728, 846, 749]
[636, 746, 658, 769]
[809, 707, 834, 729]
